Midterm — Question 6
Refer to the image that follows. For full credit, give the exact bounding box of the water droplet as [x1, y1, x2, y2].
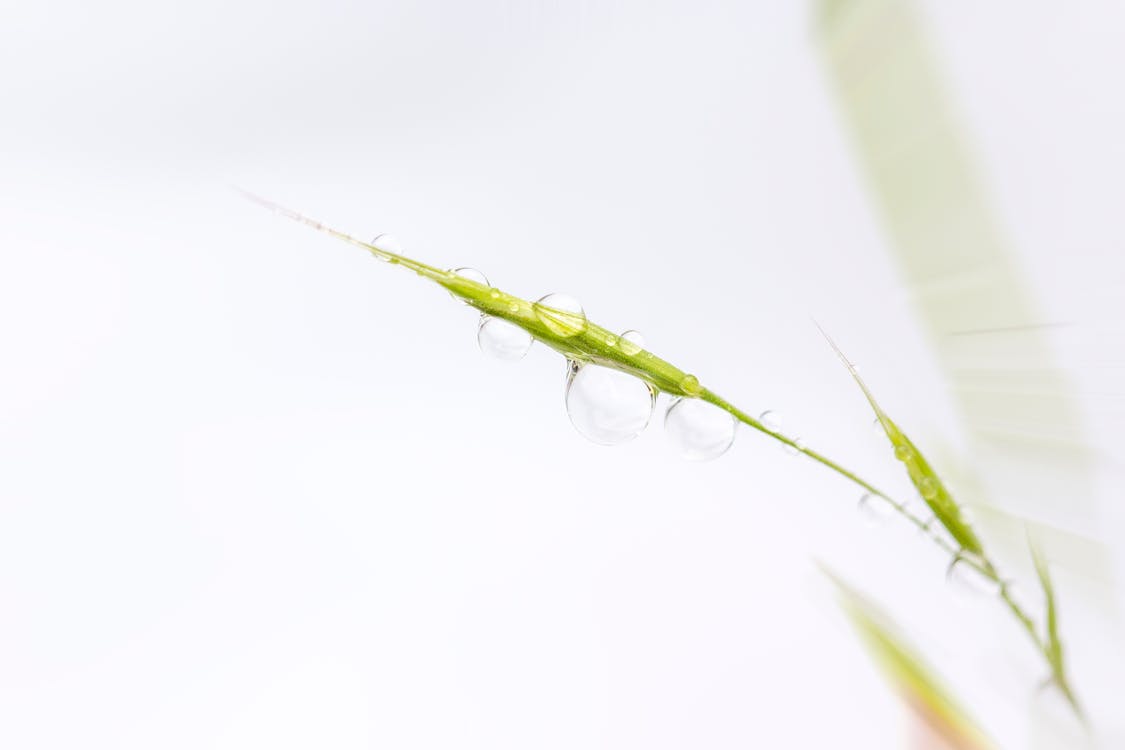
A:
[759, 410, 782, 432]
[371, 233, 404, 258]
[489, 289, 501, 299]
[533, 293, 587, 337]
[783, 436, 806, 456]
[564, 364, 655, 445]
[477, 315, 532, 361]
[618, 329, 645, 356]
[450, 267, 488, 285]
[447, 267, 489, 304]
[947, 555, 1001, 596]
[919, 477, 939, 500]
[665, 398, 737, 461]
[508, 301, 520, 314]
[858, 492, 895, 524]
[894, 444, 913, 461]
[679, 374, 702, 396]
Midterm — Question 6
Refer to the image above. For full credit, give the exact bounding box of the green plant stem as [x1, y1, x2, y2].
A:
[248, 192, 1064, 707]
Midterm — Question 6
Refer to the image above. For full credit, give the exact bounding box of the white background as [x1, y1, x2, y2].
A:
[2, 1, 1124, 747]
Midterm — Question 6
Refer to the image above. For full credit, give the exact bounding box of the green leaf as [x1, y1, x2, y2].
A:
[824, 567, 991, 750]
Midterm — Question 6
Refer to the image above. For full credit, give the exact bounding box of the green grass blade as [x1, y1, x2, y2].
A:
[824, 567, 992, 750]
[1029, 536, 1085, 722]
[818, 327, 983, 557]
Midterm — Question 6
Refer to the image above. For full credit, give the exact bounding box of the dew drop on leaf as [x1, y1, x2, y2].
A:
[618, 329, 645, 356]
[664, 397, 737, 461]
[371, 233, 404, 260]
[565, 364, 655, 445]
[679, 374, 702, 396]
[533, 293, 587, 337]
[477, 314, 532, 362]
[894, 444, 913, 461]
[448, 267, 490, 304]
[919, 477, 939, 499]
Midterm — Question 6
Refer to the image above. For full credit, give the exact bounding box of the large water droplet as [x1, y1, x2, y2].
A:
[565, 364, 655, 445]
[533, 293, 587, 337]
[448, 267, 489, 304]
[618, 329, 645, 356]
[477, 315, 532, 361]
[664, 398, 737, 460]
[371, 233, 404, 259]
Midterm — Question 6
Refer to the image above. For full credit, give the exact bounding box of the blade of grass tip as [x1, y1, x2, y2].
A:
[1029, 534, 1085, 723]
[821, 565, 992, 750]
[814, 322, 985, 559]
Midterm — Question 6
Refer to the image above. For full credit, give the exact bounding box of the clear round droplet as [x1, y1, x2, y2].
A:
[565, 364, 655, 445]
[894, 444, 913, 461]
[759, 410, 783, 432]
[858, 492, 895, 524]
[784, 437, 805, 456]
[477, 315, 532, 362]
[919, 477, 939, 500]
[618, 329, 646, 356]
[448, 267, 490, 304]
[947, 555, 1001, 596]
[679, 374, 702, 396]
[533, 293, 587, 337]
[664, 398, 737, 461]
[371, 233, 404, 258]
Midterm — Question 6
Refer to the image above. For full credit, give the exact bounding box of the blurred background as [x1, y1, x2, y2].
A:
[2, 1, 1123, 747]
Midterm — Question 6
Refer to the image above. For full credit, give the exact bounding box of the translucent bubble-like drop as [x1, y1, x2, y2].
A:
[894, 444, 913, 461]
[858, 492, 895, 524]
[477, 315, 532, 362]
[448, 267, 489, 304]
[664, 398, 737, 461]
[533, 293, 587, 337]
[565, 364, 655, 445]
[679, 374, 702, 396]
[919, 477, 939, 500]
[618, 329, 645, 356]
[759, 410, 782, 432]
[371, 233, 404, 258]
[947, 555, 1002, 596]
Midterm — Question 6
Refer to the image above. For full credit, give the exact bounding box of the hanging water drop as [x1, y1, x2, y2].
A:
[565, 364, 655, 445]
[618, 330, 645, 356]
[664, 398, 737, 461]
[894, 444, 913, 461]
[477, 315, 532, 361]
[533, 293, 587, 337]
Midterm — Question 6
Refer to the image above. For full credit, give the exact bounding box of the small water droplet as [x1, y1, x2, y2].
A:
[783, 436, 806, 456]
[489, 289, 501, 299]
[919, 477, 939, 500]
[533, 293, 587, 337]
[894, 444, 913, 461]
[618, 329, 645, 356]
[508, 301, 520, 314]
[477, 315, 532, 361]
[448, 267, 489, 304]
[371, 233, 404, 258]
[565, 364, 655, 445]
[759, 410, 782, 432]
[947, 555, 1001, 596]
[858, 492, 895, 524]
[665, 398, 737, 461]
[679, 374, 702, 396]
